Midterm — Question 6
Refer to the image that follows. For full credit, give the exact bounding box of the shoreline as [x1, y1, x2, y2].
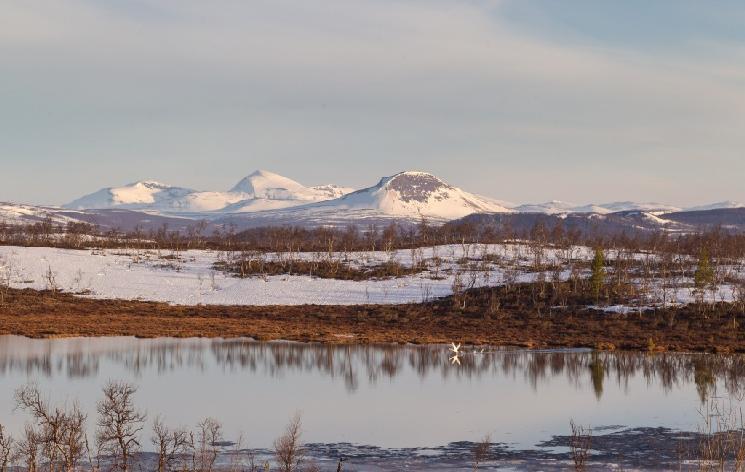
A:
[1, 287, 744, 352]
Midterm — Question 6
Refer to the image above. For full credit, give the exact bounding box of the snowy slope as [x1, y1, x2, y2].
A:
[64, 171, 353, 214]
[0, 202, 76, 225]
[512, 201, 580, 214]
[511, 200, 682, 215]
[294, 171, 513, 220]
[224, 170, 354, 213]
[592, 201, 682, 213]
[0, 244, 580, 306]
[0, 244, 736, 307]
[64, 180, 206, 211]
[685, 201, 745, 212]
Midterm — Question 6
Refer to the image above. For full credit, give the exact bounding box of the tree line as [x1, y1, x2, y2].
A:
[3, 217, 745, 259]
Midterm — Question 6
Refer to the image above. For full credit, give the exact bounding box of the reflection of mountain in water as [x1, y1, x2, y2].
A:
[0, 336, 743, 401]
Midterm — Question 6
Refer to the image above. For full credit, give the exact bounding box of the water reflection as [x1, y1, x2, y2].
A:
[1, 336, 744, 403]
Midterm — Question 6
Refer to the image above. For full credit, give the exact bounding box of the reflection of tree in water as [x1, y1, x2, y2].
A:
[2, 337, 745, 401]
[589, 353, 605, 400]
[693, 358, 716, 403]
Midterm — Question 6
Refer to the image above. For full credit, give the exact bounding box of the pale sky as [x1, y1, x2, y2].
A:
[1, 0, 744, 207]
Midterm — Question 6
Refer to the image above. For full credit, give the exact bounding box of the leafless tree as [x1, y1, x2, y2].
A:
[15, 425, 40, 472]
[15, 384, 87, 472]
[225, 434, 259, 472]
[734, 270, 745, 316]
[43, 264, 58, 293]
[419, 280, 432, 303]
[569, 420, 591, 471]
[190, 418, 222, 472]
[658, 251, 674, 309]
[96, 381, 146, 472]
[0, 255, 12, 304]
[151, 417, 189, 472]
[471, 434, 491, 471]
[274, 413, 305, 472]
[0, 423, 13, 472]
[451, 270, 465, 310]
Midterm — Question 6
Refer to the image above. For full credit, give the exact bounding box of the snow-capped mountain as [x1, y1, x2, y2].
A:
[64, 180, 252, 213]
[685, 201, 745, 212]
[224, 170, 353, 213]
[511, 200, 580, 214]
[286, 171, 513, 220]
[511, 200, 682, 215]
[64, 171, 353, 213]
[591, 201, 682, 213]
[64, 180, 182, 209]
[5, 168, 745, 233]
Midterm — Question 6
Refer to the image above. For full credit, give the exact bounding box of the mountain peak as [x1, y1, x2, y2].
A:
[247, 169, 281, 179]
[127, 180, 172, 189]
[312, 171, 511, 219]
[63, 180, 195, 210]
[378, 171, 450, 203]
[229, 170, 306, 196]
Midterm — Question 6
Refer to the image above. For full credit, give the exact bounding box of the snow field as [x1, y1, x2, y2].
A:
[0, 243, 740, 308]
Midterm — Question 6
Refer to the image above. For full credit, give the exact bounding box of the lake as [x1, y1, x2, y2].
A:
[0, 336, 742, 469]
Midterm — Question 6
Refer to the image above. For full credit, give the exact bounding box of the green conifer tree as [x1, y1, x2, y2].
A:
[590, 247, 605, 303]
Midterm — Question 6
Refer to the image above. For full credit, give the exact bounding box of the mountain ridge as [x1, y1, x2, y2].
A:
[24, 169, 745, 228]
[63, 170, 354, 214]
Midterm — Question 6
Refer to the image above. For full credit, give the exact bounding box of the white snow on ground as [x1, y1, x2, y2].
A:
[0, 203, 77, 226]
[0, 245, 522, 306]
[0, 244, 739, 307]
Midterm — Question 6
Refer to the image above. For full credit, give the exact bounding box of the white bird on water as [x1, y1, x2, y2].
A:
[449, 343, 462, 366]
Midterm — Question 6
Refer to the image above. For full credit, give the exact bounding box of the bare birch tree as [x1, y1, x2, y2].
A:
[96, 381, 146, 472]
[151, 417, 189, 472]
[274, 413, 304, 472]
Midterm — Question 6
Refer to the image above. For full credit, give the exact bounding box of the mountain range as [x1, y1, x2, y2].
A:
[60, 169, 744, 218]
[61, 170, 513, 220]
[1, 169, 744, 232]
[64, 170, 353, 213]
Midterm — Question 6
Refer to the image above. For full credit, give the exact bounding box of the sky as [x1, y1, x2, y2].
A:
[1, 0, 744, 207]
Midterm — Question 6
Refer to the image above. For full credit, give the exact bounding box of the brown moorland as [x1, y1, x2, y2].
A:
[1, 283, 744, 352]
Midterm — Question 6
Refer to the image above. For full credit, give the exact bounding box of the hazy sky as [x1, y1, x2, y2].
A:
[1, 0, 744, 206]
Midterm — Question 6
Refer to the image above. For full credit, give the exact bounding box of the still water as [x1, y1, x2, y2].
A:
[0, 336, 741, 451]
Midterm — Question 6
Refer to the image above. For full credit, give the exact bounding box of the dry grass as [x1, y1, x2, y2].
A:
[214, 258, 424, 281]
[1, 285, 745, 351]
